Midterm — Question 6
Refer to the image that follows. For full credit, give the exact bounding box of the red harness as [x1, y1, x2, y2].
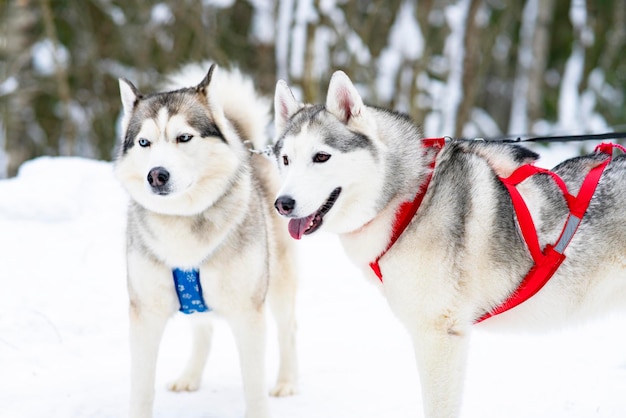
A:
[369, 137, 446, 279]
[369, 140, 624, 323]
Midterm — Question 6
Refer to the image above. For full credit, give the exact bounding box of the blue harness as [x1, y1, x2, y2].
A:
[172, 268, 210, 314]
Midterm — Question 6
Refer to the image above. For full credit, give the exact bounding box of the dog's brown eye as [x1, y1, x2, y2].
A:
[313, 152, 331, 163]
[177, 134, 193, 143]
[282, 155, 289, 166]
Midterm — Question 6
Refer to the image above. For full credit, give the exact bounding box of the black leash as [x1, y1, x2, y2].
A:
[476, 131, 626, 144]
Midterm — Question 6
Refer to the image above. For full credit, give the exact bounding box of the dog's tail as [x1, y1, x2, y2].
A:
[165, 61, 271, 150]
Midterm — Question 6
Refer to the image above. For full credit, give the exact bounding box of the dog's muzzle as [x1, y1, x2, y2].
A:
[274, 188, 341, 240]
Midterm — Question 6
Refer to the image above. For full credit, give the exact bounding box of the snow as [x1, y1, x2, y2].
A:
[275, 0, 295, 81]
[0, 120, 6, 179]
[31, 39, 69, 76]
[558, 44, 586, 133]
[0, 77, 18, 97]
[463, 108, 502, 139]
[249, 0, 275, 45]
[202, 0, 236, 9]
[377, 0, 424, 103]
[290, 0, 316, 79]
[440, 0, 470, 136]
[552, 0, 610, 136]
[312, 26, 333, 79]
[150, 4, 174, 26]
[105, 4, 126, 26]
[1, 154, 625, 418]
[569, 0, 587, 30]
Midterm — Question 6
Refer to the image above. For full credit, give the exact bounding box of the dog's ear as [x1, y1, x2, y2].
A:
[274, 80, 301, 134]
[119, 78, 141, 115]
[196, 63, 217, 94]
[197, 64, 223, 115]
[119, 78, 142, 134]
[326, 71, 363, 124]
[196, 64, 233, 143]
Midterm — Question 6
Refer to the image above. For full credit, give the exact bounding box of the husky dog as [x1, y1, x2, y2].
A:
[272, 71, 626, 418]
[115, 64, 298, 418]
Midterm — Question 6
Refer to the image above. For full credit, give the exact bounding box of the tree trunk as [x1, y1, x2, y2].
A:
[527, 0, 556, 125]
[40, 0, 76, 156]
[454, 0, 482, 137]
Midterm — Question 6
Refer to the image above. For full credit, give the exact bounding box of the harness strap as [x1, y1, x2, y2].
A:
[476, 142, 620, 323]
[173, 268, 210, 314]
[498, 178, 543, 264]
[369, 137, 446, 281]
[499, 164, 583, 263]
[367, 139, 621, 322]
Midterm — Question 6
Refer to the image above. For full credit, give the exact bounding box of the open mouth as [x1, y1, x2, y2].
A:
[288, 187, 341, 240]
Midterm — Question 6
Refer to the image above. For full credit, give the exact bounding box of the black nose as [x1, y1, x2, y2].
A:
[147, 166, 170, 188]
[274, 195, 295, 216]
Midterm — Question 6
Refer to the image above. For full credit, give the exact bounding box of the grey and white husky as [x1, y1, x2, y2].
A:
[115, 64, 298, 418]
[272, 70, 626, 418]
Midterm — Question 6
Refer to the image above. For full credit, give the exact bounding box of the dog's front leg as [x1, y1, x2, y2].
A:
[411, 323, 470, 418]
[128, 302, 170, 418]
[267, 264, 299, 397]
[227, 309, 271, 418]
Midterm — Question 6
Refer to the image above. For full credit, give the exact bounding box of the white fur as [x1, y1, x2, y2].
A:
[115, 110, 242, 217]
[116, 65, 298, 418]
[166, 62, 271, 150]
[273, 71, 626, 418]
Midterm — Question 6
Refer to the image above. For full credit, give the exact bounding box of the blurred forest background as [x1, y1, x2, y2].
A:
[0, 0, 624, 178]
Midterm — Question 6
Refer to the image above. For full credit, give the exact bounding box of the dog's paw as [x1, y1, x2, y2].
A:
[167, 375, 202, 392]
[269, 380, 298, 397]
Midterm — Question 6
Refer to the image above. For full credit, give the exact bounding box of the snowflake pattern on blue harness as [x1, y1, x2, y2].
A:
[172, 268, 210, 314]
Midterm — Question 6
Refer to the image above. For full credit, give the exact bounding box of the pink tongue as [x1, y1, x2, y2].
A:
[288, 216, 314, 240]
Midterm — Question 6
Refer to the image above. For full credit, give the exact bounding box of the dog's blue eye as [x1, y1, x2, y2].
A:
[313, 152, 331, 163]
[177, 134, 193, 143]
[138, 138, 150, 147]
[282, 155, 289, 166]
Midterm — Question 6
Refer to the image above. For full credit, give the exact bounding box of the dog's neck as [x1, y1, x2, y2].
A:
[339, 137, 445, 281]
[133, 164, 254, 268]
[339, 193, 407, 271]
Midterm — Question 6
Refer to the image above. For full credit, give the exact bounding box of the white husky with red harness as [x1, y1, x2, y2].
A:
[272, 70, 626, 418]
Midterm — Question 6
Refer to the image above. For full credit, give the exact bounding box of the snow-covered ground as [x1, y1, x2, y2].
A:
[1, 150, 625, 418]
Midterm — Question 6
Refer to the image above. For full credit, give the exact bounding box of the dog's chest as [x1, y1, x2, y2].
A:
[137, 212, 228, 268]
